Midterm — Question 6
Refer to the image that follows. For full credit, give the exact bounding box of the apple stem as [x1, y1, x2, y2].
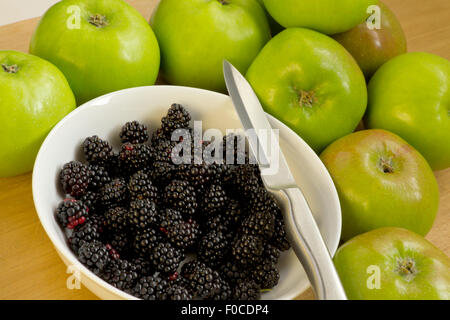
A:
[88, 14, 108, 28]
[396, 257, 417, 280]
[298, 90, 316, 108]
[2, 63, 19, 74]
[379, 157, 394, 173]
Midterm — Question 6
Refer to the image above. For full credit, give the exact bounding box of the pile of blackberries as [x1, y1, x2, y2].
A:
[56, 103, 291, 300]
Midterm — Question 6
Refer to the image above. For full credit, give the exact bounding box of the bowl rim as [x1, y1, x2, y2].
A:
[32, 85, 341, 300]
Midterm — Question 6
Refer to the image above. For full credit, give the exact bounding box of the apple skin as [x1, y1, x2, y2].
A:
[0, 51, 76, 177]
[263, 0, 379, 35]
[150, 0, 271, 92]
[365, 52, 450, 171]
[332, 2, 407, 79]
[246, 28, 367, 153]
[30, 0, 160, 105]
[320, 129, 439, 241]
[334, 227, 450, 300]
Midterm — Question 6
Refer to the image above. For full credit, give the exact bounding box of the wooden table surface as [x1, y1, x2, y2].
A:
[0, 0, 449, 300]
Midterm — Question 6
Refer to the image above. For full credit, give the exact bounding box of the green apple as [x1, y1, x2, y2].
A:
[246, 28, 367, 153]
[320, 129, 439, 241]
[30, 0, 160, 105]
[365, 52, 450, 171]
[334, 227, 450, 300]
[0, 51, 76, 177]
[263, 0, 379, 35]
[150, 0, 270, 92]
[333, 2, 407, 78]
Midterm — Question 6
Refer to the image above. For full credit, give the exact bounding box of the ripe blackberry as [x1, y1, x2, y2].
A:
[219, 261, 249, 285]
[60, 161, 91, 197]
[131, 275, 170, 300]
[120, 121, 149, 144]
[177, 163, 212, 193]
[200, 184, 227, 217]
[88, 164, 111, 191]
[78, 191, 100, 215]
[149, 161, 177, 186]
[248, 188, 280, 215]
[167, 219, 200, 249]
[251, 262, 280, 289]
[128, 171, 159, 203]
[127, 199, 159, 230]
[270, 212, 291, 251]
[101, 258, 140, 290]
[108, 232, 131, 257]
[204, 214, 232, 235]
[56, 198, 88, 229]
[232, 280, 261, 300]
[164, 180, 197, 217]
[131, 257, 154, 277]
[134, 228, 163, 257]
[209, 163, 233, 182]
[150, 242, 185, 274]
[182, 261, 221, 299]
[159, 208, 183, 232]
[223, 199, 245, 226]
[78, 240, 110, 275]
[224, 164, 261, 199]
[119, 143, 152, 174]
[161, 103, 191, 135]
[150, 128, 166, 145]
[69, 219, 101, 253]
[150, 138, 177, 163]
[82, 135, 115, 167]
[264, 244, 282, 265]
[211, 277, 232, 300]
[240, 210, 276, 239]
[100, 178, 129, 207]
[104, 206, 128, 234]
[198, 230, 229, 267]
[167, 282, 193, 300]
[232, 234, 264, 267]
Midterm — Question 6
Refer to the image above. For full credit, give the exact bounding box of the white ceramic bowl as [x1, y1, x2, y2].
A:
[32, 86, 341, 300]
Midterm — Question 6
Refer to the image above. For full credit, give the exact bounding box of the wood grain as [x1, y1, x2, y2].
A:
[0, 0, 448, 300]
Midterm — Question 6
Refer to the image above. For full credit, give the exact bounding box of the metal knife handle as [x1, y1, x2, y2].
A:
[282, 188, 347, 300]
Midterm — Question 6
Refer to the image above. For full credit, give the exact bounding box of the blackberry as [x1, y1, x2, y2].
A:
[270, 211, 291, 252]
[78, 191, 100, 215]
[88, 164, 111, 191]
[182, 261, 221, 299]
[100, 178, 129, 207]
[232, 234, 264, 267]
[60, 161, 91, 197]
[108, 232, 131, 257]
[150, 137, 177, 163]
[248, 188, 280, 215]
[127, 199, 159, 230]
[149, 161, 177, 186]
[209, 163, 233, 182]
[164, 180, 197, 217]
[68, 219, 101, 253]
[150, 128, 166, 145]
[211, 277, 232, 300]
[56, 198, 88, 229]
[78, 240, 110, 275]
[101, 258, 140, 290]
[200, 184, 227, 217]
[240, 210, 276, 239]
[131, 257, 154, 277]
[198, 230, 229, 267]
[150, 242, 185, 274]
[120, 121, 149, 144]
[223, 133, 249, 165]
[131, 275, 169, 300]
[104, 206, 128, 234]
[167, 219, 200, 250]
[224, 164, 261, 199]
[177, 163, 212, 193]
[219, 261, 249, 285]
[167, 283, 193, 300]
[128, 171, 159, 203]
[204, 214, 232, 235]
[82, 135, 115, 167]
[119, 143, 152, 174]
[161, 103, 191, 136]
[223, 199, 245, 226]
[159, 208, 183, 233]
[264, 244, 282, 265]
[232, 280, 261, 300]
[251, 262, 280, 289]
[134, 228, 163, 257]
